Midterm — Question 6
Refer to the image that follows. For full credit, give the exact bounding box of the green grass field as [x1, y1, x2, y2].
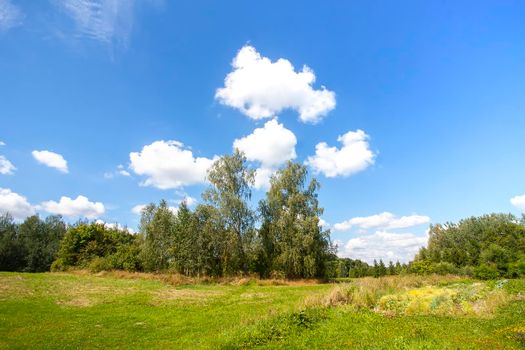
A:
[1, 272, 524, 349]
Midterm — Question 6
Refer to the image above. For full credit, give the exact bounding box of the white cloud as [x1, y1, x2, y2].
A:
[216, 45, 335, 123]
[0, 155, 15, 175]
[511, 194, 525, 213]
[55, 0, 135, 45]
[104, 164, 131, 179]
[0, 0, 22, 32]
[336, 231, 428, 264]
[32, 150, 69, 173]
[333, 212, 431, 232]
[234, 119, 297, 168]
[131, 204, 146, 215]
[179, 196, 197, 207]
[306, 129, 375, 178]
[129, 140, 216, 190]
[0, 141, 5, 146]
[39, 195, 105, 219]
[95, 219, 135, 234]
[233, 119, 297, 190]
[0, 188, 35, 220]
[318, 218, 328, 228]
[253, 167, 275, 190]
[132, 203, 178, 215]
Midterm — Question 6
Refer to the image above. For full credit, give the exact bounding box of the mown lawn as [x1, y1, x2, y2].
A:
[0, 272, 524, 349]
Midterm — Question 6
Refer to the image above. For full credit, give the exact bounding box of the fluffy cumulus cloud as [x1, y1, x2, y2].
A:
[305, 129, 375, 178]
[39, 195, 105, 219]
[511, 194, 525, 213]
[129, 140, 216, 190]
[0, 0, 22, 32]
[55, 0, 136, 45]
[32, 150, 69, 173]
[0, 188, 35, 220]
[233, 119, 297, 189]
[333, 212, 431, 232]
[234, 119, 297, 168]
[216, 45, 335, 123]
[336, 231, 428, 264]
[0, 155, 15, 175]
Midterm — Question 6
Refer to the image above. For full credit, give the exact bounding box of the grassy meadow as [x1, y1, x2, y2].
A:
[1, 272, 524, 349]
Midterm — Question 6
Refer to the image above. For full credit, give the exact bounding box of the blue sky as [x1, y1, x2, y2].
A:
[1, 0, 524, 263]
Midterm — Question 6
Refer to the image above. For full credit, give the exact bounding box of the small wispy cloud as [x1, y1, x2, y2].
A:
[104, 164, 131, 179]
[54, 0, 136, 46]
[0, 155, 16, 175]
[32, 150, 69, 173]
[0, 0, 22, 32]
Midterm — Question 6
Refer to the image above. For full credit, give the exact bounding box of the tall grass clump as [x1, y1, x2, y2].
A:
[306, 275, 511, 317]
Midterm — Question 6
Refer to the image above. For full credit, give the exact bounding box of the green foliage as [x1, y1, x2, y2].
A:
[507, 257, 525, 278]
[0, 214, 24, 271]
[53, 222, 136, 271]
[0, 214, 66, 272]
[409, 260, 435, 275]
[257, 161, 333, 278]
[222, 308, 328, 349]
[203, 149, 255, 275]
[138, 200, 177, 272]
[473, 264, 500, 280]
[432, 261, 459, 275]
[415, 213, 525, 278]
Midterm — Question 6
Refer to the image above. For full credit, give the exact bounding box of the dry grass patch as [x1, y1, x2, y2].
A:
[306, 275, 511, 317]
[67, 270, 321, 287]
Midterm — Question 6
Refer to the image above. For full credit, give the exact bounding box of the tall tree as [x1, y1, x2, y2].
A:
[0, 214, 23, 271]
[203, 149, 255, 275]
[258, 161, 333, 278]
[139, 200, 177, 272]
[19, 215, 66, 272]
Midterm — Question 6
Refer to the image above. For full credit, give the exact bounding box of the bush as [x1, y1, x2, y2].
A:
[410, 260, 434, 275]
[473, 264, 499, 280]
[433, 262, 458, 275]
[88, 256, 112, 272]
[50, 258, 67, 272]
[507, 258, 525, 278]
[107, 244, 142, 272]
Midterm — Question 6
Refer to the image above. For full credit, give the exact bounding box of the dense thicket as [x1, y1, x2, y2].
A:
[52, 221, 141, 272]
[413, 214, 525, 279]
[0, 214, 66, 272]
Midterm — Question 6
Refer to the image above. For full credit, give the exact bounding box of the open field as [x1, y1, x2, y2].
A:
[1, 273, 524, 349]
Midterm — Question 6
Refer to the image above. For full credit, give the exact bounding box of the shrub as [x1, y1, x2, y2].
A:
[88, 256, 112, 272]
[507, 258, 525, 278]
[50, 257, 67, 272]
[409, 260, 434, 275]
[473, 264, 499, 280]
[433, 262, 458, 275]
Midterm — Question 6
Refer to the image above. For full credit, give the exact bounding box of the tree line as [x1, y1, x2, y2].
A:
[412, 213, 525, 279]
[1, 150, 524, 280]
[1, 152, 335, 278]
